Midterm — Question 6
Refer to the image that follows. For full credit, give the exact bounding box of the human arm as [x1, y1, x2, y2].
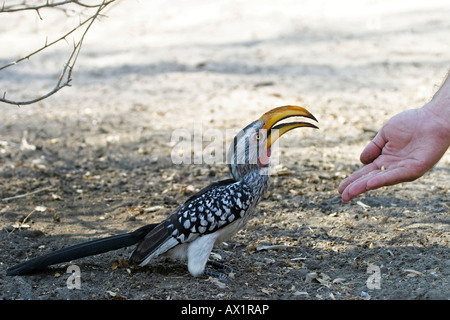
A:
[338, 72, 450, 202]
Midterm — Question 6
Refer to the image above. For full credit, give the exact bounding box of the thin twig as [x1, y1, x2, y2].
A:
[21, 208, 36, 225]
[0, 1, 110, 13]
[1, 186, 54, 202]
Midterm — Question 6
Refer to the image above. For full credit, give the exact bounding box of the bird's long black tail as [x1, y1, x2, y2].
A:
[6, 223, 158, 276]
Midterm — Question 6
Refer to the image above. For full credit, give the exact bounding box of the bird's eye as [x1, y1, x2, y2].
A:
[252, 131, 265, 143]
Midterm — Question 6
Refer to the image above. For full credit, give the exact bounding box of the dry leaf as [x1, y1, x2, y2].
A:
[12, 223, 30, 229]
[118, 258, 128, 268]
[332, 278, 346, 284]
[275, 166, 292, 176]
[404, 269, 425, 277]
[144, 205, 164, 213]
[111, 258, 128, 270]
[293, 291, 309, 297]
[360, 291, 371, 300]
[329, 212, 339, 217]
[316, 273, 331, 286]
[210, 252, 222, 260]
[256, 244, 290, 251]
[51, 193, 62, 200]
[106, 290, 126, 299]
[305, 272, 318, 283]
[290, 256, 307, 261]
[261, 288, 273, 295]
[210, 277, 227, 289]
[356, 201, 370, 210]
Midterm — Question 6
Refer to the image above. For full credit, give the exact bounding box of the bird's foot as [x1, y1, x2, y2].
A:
[207, 260, 234, 273]
[204, 269, 234, 282]
[204, 260, 235, 281]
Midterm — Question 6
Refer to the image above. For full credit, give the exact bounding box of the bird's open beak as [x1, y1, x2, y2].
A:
[258, 105, 318, 150]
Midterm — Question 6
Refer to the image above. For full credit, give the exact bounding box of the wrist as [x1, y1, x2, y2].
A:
[426, 71, 450, 118]
[422, 99, 450, 146]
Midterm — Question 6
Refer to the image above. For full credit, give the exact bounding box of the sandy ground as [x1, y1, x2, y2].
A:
[0, 0, 449, 300]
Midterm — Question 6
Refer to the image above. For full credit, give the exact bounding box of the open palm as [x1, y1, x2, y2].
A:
[339, 107, 449, 202]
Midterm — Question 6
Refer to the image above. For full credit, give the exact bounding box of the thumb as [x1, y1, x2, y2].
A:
[360, 132, 386, 164]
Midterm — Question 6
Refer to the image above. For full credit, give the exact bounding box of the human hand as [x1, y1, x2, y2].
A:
[338, 105, 450, 202]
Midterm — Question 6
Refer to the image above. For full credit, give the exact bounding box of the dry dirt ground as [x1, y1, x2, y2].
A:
[0, 0, 449, 301]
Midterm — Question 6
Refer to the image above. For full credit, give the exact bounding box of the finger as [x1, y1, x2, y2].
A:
[366, 166, 420, 190]
[338, 162, 378, 194]
[360, 132, 386, 165]
[340, 168, 380, 202]
[341, 164, 421, 202]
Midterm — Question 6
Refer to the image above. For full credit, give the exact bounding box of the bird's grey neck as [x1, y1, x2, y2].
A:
[229, 163, 260, 181]
[241, 168, 271, 197]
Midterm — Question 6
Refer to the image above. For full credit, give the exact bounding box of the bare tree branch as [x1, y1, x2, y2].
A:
[0, 1, 111, 13]
[0, 0, 116, 106]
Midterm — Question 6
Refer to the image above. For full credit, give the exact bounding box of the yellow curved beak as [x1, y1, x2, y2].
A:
[258, 105, 318, 149]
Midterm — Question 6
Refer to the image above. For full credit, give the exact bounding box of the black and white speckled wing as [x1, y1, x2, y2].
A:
[128, 179, 255, 266]
[169, 179, 255, 242]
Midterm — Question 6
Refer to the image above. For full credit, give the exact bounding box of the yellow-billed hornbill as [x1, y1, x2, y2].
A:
[7, 106, 318, 278]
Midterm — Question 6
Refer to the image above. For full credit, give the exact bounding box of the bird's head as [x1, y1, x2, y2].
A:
[227, 105, 318, 180]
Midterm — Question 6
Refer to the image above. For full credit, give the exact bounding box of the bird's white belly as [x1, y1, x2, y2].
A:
[164, 213, 250, 259]
[215, 217, 249, 243]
